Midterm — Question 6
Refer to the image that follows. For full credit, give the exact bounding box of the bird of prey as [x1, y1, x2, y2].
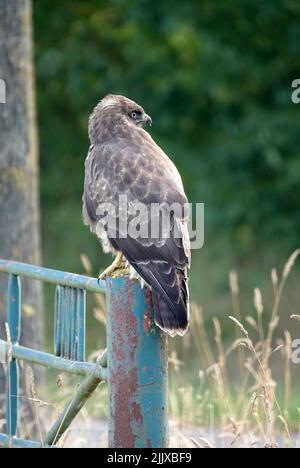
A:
[82, 95, 190, 336]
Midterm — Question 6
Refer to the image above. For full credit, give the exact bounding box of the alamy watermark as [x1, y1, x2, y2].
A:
[0, 78, 6, 104]
[291, 79, 300, 104]
[291, 339, 300, 364]
[94, 195, 205, 250]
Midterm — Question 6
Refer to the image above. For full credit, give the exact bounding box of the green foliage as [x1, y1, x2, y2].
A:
[33, 0, 300, 257]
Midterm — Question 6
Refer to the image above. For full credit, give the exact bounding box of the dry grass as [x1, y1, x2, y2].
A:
[168, 249, 300, 448]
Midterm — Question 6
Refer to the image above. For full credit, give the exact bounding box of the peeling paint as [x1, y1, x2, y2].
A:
[143, 288, 153, 334]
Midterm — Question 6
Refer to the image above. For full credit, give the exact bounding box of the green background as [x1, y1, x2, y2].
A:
[33, 0, 300, 356]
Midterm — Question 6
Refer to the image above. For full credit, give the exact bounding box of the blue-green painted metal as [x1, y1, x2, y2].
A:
[6, 274, 21, 437]
[77, 288, 86, 362]
[54, 286, 86, 361]
[70, 288, 76, 360]
[0, 260, 107, 448]
[63, 287, 69, 358]
[0, 434, 57, 449]
[106, 276, 169, 448]
[0, 260, 169, 449]
[54, 286, 62, 356]
[0, 260, 106, 293]
[0, 340, 107, 379]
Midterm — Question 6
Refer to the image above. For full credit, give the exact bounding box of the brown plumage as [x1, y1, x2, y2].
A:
[82, 94, 190, 336]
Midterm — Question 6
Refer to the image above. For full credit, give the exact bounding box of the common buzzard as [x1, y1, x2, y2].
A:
[83, 95, 190, 336]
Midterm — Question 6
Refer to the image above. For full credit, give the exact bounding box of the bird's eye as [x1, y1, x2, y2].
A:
[130, 111, 140, 120]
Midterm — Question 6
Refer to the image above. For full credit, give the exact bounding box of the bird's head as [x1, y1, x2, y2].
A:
[89, 94, 152, 143]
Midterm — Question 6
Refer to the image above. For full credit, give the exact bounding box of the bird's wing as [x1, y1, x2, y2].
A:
[82, 144, 118, 226]
[83, 133, 190, 329]
[83, 133, 190, 264]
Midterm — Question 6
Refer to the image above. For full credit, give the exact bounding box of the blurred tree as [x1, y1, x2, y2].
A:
[0, 0, 43, 434]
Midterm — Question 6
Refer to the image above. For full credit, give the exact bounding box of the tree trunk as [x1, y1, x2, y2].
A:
[0, 0, 43, 436]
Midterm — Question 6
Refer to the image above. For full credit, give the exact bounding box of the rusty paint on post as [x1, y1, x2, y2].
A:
[106, 276, 168, 448]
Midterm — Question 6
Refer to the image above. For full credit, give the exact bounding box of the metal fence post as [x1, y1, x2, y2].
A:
[6, 274, 21, 437]
[106, 276, 169, 448]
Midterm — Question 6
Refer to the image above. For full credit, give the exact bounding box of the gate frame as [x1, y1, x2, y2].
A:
[0, 260, 168, 448]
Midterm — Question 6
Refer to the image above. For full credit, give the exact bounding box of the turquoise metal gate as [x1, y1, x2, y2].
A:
[0, 260, 168, 448]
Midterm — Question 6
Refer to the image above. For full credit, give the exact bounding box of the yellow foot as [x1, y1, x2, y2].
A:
[98, 253, 130, 280]
[110, 265, 131, 278]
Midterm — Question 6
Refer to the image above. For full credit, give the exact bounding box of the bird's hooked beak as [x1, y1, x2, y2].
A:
[142, 113, 152, 127]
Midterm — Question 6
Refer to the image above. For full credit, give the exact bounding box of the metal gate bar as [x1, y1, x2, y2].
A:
[44, 352, 108, 447]
[0, 433, 56, 449]
[0, 341, 105, 378]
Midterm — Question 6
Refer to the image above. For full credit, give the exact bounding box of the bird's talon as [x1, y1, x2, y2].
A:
[98, 273, 106, 283]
